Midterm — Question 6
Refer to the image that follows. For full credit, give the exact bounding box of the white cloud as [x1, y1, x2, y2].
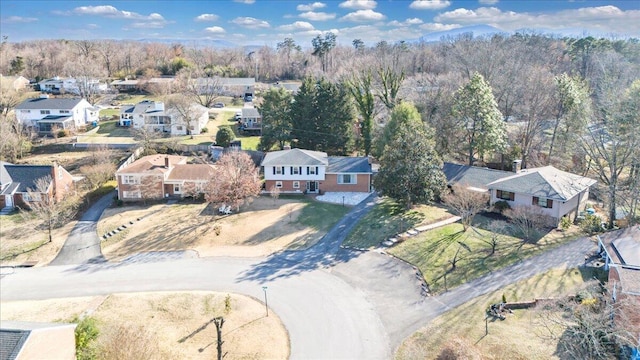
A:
[479, 0, 499, 4]
[435, 5, 640, 35]
[205, 26, 226, 34]
[388, 18, 423, 27]
[195, 14, 219, 22]
[339, 0, 377, 10]
[278, 21, 315, 31]
[419, 22, 462, 31]
[231, 17, 270, 29]
[340, 9, 386, 22]
[87, 23, 99, 29]
[130, 21, 167, 29]
[233, 0, 255, 4]
[3, 15, 38, 23]
[297, 2, 326, 11]
[299, 11, 336, 21]
[409, 0, 451, 10]
[73, 5, 164, 20]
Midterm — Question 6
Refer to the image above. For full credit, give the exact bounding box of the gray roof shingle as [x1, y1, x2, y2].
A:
[327, 157, 371, 173]
[487, 166, 597, 201]
[0, 329, 30, 360]
[15, 97, 83, 110]
[1, 165, 53, 194]
[261, 149, 328, 166]
[442, 162, 511, 190]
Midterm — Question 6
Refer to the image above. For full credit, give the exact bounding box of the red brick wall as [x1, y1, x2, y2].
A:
[52, 165, 74, 202]
[264, 180, 304, 193]
[0, 195, 6, 208]
[322, 174, 370, 193]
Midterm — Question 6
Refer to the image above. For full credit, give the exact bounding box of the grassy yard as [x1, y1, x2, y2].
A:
[396, 266, 606, 359]
[388, 223, 581, 294]
[343, 198, 455, 249]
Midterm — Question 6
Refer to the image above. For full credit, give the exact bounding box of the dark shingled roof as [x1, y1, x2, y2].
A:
[0, 165, 53, 194]
[0, 329, 30, 360]
[442, 162, 511, 190]
[327, 157, 372, 173]
[15, 97, 83, 110]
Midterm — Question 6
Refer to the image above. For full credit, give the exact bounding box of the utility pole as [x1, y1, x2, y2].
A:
[262, 286, 269, 317]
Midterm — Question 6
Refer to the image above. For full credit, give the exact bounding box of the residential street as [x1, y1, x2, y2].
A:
[0, 191, 597, 359]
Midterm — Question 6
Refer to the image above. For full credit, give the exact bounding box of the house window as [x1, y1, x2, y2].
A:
[307, 166, 318, 175]
[176, 125, 183, 131]
[23, 193, 42, 202]
[274, 167, 284, 175]
[59, 110, 70, 114]
[174, 184, 182, 194]
[275, 181, 283, 188]
[22, 110, 31, 113]
[293, 181, 300, 189]
[122, 190, 141, 199]
[40, 110, 50, 115]
[291, 166, 301, 175]
[122, 175, 138, 184]
[338, 174, 356, 184]
[532, 197, 553, 208]
[496, 190, 515, 201]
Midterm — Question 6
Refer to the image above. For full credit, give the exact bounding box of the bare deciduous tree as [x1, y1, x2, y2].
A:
[23, 176, 78, 242]
[442, 184, 489, 231]
[505, 205, 553, 242]
[204, 151, 262, 212]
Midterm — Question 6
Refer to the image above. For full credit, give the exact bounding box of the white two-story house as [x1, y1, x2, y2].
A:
[261, 148, 372, 194]
[119, 100, 209, 135]
[15, 95, 99, 133]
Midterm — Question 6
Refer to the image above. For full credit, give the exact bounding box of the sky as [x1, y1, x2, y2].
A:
[1, 0, 639, 46]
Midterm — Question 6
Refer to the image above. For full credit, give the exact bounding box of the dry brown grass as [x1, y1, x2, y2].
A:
[0, 291, 289, 359]
[396, 267, 594, 360]
[99, 196, 326, 259]
[0, 212, 77, 266]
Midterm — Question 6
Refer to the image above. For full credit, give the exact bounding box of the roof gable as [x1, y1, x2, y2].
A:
[167, 164, 216, 181]
[261, 148, 328, 166]
[1, 165, 53, 193]
[442, 162, 512, 191]
[116, 155, 187, 174]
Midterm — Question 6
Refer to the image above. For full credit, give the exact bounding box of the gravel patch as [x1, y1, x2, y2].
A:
[316, 192, 372, 206]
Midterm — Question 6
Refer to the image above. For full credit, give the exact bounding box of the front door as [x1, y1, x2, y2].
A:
[4, 195, 13, 208]
[307, 181, 317, 193]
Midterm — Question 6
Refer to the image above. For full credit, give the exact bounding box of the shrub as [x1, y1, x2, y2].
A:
[215, 126, 235, 148]
[201, 127, 209, 133]
[559, 216, 572, 231]
[72, 315, 99, 360]
[493, 200, 510, 213]
[579, 214, 604, 234]
[58, 129, 70, 138]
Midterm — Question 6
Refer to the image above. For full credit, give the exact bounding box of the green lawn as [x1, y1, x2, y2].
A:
[297, 197, 351, 230]
[99, 108, 120, 119]
[388, 223, 579, 294]
[343, 198, 454, 249]
[95, 120, 133, 137]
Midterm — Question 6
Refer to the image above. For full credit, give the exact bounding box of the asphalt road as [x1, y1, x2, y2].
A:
[1, 190, 597, 359]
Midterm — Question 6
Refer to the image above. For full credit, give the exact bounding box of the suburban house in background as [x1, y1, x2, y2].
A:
[0, 74, 30, 91]
[596, 226, 640, 354]
[110, 77, 175, 93]
[238, 107, 262, 134]
[119, 100, 209, 135]
[261, 148, 372, 194]
[192, 77, 255, 98]
[443, 160, 597, 225]
[15, 95, 99, 133]
[271, 81, 301, 95]
[0, 321, 77, 360]
[115, 154, 215, 201]
[38, 76, 107, 95]
[0, 161, 74, 210]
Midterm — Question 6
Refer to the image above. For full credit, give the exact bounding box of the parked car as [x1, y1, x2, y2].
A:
[213, 102, 225, 108]
[235, 111, 242, 120]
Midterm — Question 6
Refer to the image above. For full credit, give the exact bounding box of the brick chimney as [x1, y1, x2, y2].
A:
[164, 156, 170, 169]
[513, 159, 522, 173]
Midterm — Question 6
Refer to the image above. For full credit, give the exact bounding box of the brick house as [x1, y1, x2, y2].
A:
[0, 162, 74, 210]
[115, 154, 216, 201]
[261, 148, 372, 194]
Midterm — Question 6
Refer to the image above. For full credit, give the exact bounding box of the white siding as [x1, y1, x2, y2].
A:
[263, 165, 325, 181]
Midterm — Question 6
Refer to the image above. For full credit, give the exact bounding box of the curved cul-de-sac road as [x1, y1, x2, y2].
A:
[0, 193, 595, 359]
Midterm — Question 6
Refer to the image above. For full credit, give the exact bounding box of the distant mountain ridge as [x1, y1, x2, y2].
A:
[413, 25, 506, 43]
